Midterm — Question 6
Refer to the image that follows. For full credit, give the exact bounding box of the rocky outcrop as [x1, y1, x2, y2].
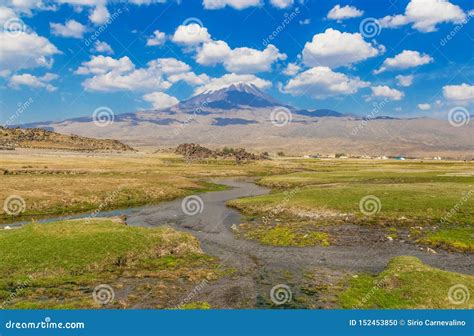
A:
[0, 127, 135, 152]
[175, 143, 269, 163]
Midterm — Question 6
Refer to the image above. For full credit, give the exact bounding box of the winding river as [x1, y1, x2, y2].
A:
[6, 178, 473, 307]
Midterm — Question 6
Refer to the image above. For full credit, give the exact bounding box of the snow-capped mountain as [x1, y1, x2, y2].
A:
[17, 83, 473, 158]
[176, 83, 287, 111]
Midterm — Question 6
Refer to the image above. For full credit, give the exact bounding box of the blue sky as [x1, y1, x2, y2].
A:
[1, 0, 473, 125]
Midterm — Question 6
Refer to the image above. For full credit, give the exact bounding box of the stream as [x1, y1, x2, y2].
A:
[6, 178, 473, 308]
[125, 178, 473, 308]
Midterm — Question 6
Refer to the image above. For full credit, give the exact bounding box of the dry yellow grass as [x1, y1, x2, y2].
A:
[0, 149, 294, 223]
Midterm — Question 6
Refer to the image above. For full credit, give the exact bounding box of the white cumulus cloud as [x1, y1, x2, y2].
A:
[302, 28, 383, 68]
[396, 75, 414, 87]
[379, 0, 466, 32]
[89, 4, 109, 25]
[75, 55, 134, 75]
[284, 66, 370, 98]
[75, 55, 204, 92]
[146, 30, 166, 46]
[9, 72, 58, 92]
[196, 40, 286, 73]
[0, 31, 60, 74]
[50, 19, 86, 38]
[195, 40, 232, 65]
[171, 23, 211, 46]
[374, 50, 433, 74]
[203, 0, 261, 10]
[327, 5, 364, 21]
[270, 0, 293, 9]
[443, 83, 474, 103]
[143, 92, 179, 109]
[283, 63, 301, 76]
[224, 44, 286, 73]
[371, 85, 404, 100]
[0, 6, 18, 25]
[418, 103, 431, 110]
[93, 40, 114, 54]
[168, 72, 210, 86]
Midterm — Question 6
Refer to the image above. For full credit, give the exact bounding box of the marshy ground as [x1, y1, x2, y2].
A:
[0, 150, 473, 309]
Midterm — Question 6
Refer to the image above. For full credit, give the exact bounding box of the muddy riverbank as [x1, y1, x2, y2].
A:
[5, 178, 471, 308]
[124, 179, 473, 308]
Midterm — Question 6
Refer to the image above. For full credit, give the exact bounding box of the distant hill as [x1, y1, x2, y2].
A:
[295, 109, 345, 117]
[15, 84, 474, 159]
[0, 127, 134, 152]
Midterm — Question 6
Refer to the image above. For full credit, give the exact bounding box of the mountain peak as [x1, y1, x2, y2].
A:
[202, 83, 264, 97]
[177, 82, 283, 110]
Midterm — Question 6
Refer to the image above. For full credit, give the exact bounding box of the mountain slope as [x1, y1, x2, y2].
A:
[177, 83, 285, 110]
[16, 84, 474, 159]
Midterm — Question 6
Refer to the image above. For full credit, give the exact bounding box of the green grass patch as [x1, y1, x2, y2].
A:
[258, 162, 474, 188]
[238, 223, 330, 247]
[230, 183, 473, 226]
[418, 226, 474, 253]
[338, 256, 474, 309]
[0, 219, 219, 309]
[177, 301, 211, 309]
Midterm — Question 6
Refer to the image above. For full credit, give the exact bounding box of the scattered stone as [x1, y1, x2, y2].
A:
[426, 247, 437, 254]
[230, 224, 238, 231]
[119, 214, 128, 225]
[4, 226, 12, 230]
[386, 236, 394, 241]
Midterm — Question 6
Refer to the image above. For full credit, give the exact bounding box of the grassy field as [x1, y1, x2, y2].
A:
[338, 256, 474, 309]
[0, 151, 296, 224]
[229, 160, 474, 250]
[0, 218, 221, 309]
[1, 151, 473, 309]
